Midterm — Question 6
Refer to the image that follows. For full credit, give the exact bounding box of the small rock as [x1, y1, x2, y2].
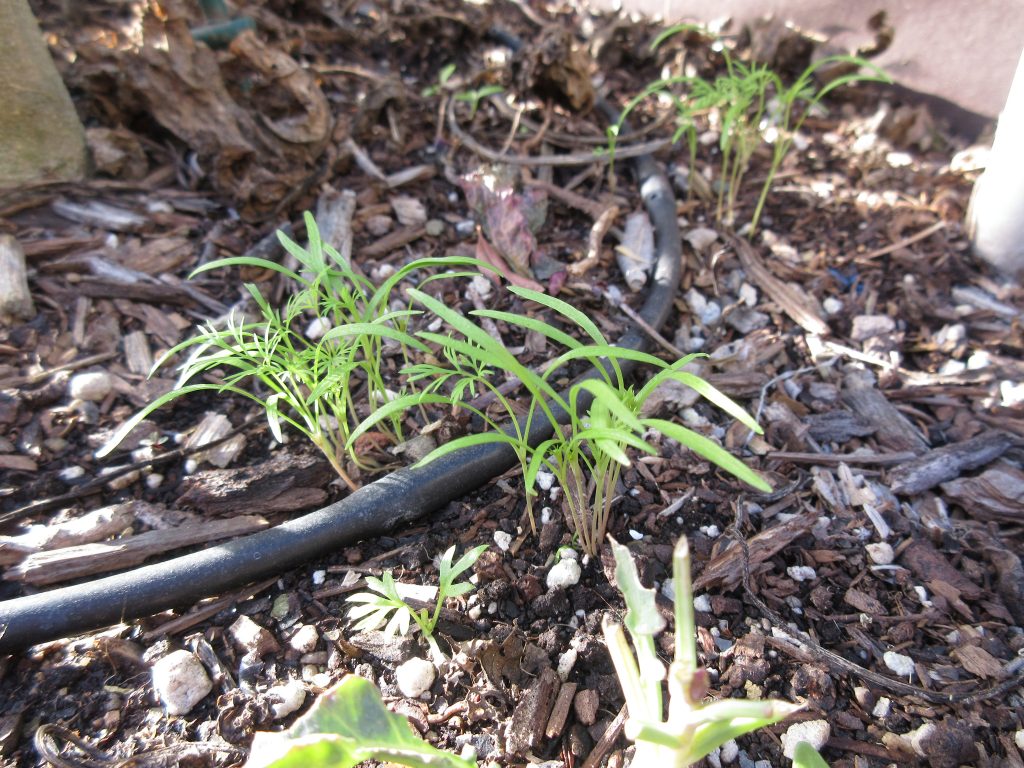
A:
[866, 542, 895, 565]
[288, 624, 319, 654]
[556, 648, 577, 680]
[390, 196, 427, 226]
[851, 314, 896, 342]
[493, 531, 512, 552]
[535, 471, 555, 491]
[780, 719, 830, 759]
[151, 650, 212, 715]
[229, 615, 280, 657]
[883, 651, 915, 677]
[684, 227, 719, 253]
[786, 566, 817, 582]
[69, 372, 113, 402]
[573, 688, 599, 726]
[424, 219, 445, 237]
[395, 657, 435, 698]
[546, 558, 581, 590]
[823, 296, 843, 315]
[267, 679, 306, 719]
[365, 214, 393, 236]
[720, 739, 739, 763]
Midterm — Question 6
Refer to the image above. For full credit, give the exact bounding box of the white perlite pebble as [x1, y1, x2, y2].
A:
[69, 372, 113, 402]
[535, 471, 555, 491]
[720, 739, 739, 763]
[396, 657, 436, 698]
[872, 696, 892, 718]
[268, 679, 307, 719]
[546, 558, 582, 590]
[786, 565, 817, 582]
[883, 651, 915, 677]
[493, 530, 513, 552]
[780, 719, 830, 758]
[1015, 729, 1024, 751]
[556, 648, 578, 680]
[288, 624, 319, 654]
[866, 542, 895, 565]
[692, 594, 712, 613]
[151, 650, 213, 715]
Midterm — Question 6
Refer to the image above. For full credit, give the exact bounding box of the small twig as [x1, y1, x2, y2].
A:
[448, 99, 669, 166]
[570, 205, 620, 278]
[610, 295, 686, 359]
[580, 703, 628, 768]
[520, 104, 552, 151]
[499, 102, 527, 155]
[0, 351, 118, 389]
[859, 219, 946, 260]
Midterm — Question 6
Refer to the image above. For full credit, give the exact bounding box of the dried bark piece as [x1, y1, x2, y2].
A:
[0, 235, 35, 322]
[940, 462, 1024, 521]
[727, 232, 830, 336]
[175, 452, 332, 515]
[843, 587, 886, 615]
[694, 513, 817, 591]
[507, 667, 559, 755]
[899, 538, 983, 601]
[889, 431, 1015, 496]
[544, 681, 577, 739]
[841, 373, 928, 455]
[4, 515, 269, 585]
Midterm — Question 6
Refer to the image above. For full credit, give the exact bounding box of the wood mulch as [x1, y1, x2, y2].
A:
[1, 0, 1023, 766]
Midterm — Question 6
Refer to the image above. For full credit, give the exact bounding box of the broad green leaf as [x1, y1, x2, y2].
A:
[650, 369, 761, 433]
[609, 537, 666, 637]
[244, 675, 476, 768]
[189, 256, 304, 285]
[682, 699, 803, 763]
[470, 310, 582, 351]
[644, 419, 772, 493]
[507, 285, 608, 347]
[792, 741, 831, 768]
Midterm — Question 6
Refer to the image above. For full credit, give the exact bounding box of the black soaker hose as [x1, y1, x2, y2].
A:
[0, 100, 681, 659]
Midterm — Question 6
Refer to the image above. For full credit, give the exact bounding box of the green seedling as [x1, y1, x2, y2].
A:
[421, 62, 457, 98]
[96, 213, 481, 491]
[603, 535, 801, 765]
[612, 26, 889, 234]
[347, 544, 487, 661]
[350, 280, 770, 553]
[245, 675, 475, 768]
[454, 84, 504, 118]
[792, 741, 831, 768]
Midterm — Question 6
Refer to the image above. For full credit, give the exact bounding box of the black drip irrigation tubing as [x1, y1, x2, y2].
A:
[0, 45, 681, 656]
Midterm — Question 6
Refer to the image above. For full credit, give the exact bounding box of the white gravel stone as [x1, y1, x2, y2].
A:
[288, 624, 319, 654]
[395, 657, 436, 698]
[720, 739, 739, 763]
[229, 615, 281, 657]
[493, 530, 512, 552]
[786, 565, 817, 582]
[267, 679, 307, 719]
[69, 372, 113, 402]
[780, 719, 830, 758]
[1015, 729, 1024, 751]
[556, 648, 577, 680]
[883, 651, 915, 677]
[872, 696, 892, 718]
[692, 594, 712, 613]
[546, 558, 581, 590]
[535, 471, 555, 491]
[151, 650, 212, 715]
[866, 542, 895, 565]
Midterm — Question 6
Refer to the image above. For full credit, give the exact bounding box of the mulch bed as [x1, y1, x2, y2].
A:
[1, 0, 1023, 766]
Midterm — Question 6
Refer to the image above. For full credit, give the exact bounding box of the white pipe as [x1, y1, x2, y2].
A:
[967, 47, 1024, 276]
